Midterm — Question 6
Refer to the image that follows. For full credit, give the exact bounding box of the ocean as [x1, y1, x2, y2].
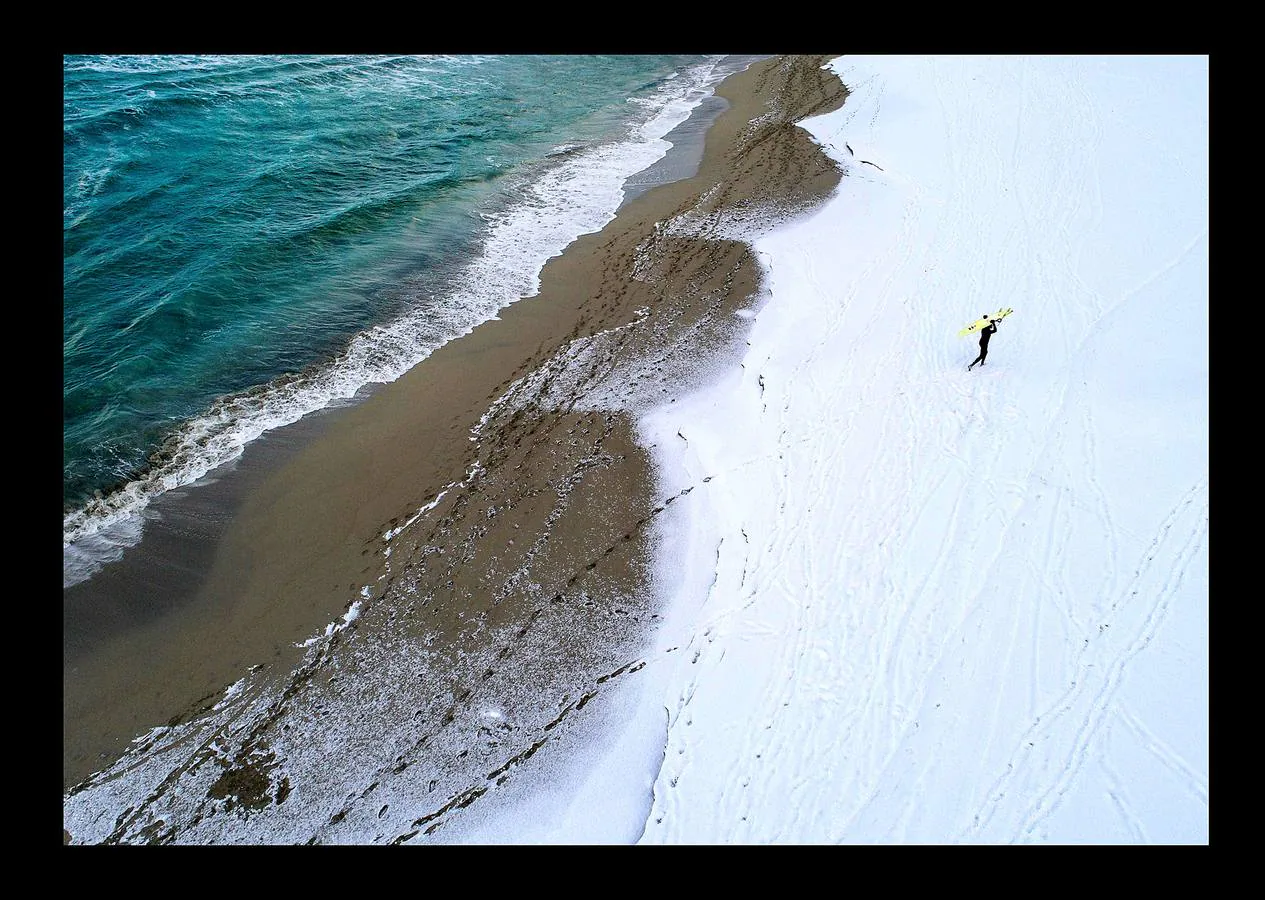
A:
[64, 54, 752, 588]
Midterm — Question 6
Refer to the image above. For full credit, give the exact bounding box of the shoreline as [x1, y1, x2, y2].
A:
[64, 55, 848, 842]
[62, 55, 759, 587]
[63, 59, 744, 787]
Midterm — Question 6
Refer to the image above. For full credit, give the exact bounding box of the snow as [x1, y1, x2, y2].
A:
[491, 54, 1209, 844]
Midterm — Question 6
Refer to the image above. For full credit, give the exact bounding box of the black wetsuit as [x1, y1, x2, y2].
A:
[968, 321, 998, 370]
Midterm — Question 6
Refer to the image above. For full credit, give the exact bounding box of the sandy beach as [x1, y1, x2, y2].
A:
[64, 55, 847, 842]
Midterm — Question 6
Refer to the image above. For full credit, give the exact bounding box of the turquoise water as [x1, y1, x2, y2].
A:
[64, 54, 742, 584]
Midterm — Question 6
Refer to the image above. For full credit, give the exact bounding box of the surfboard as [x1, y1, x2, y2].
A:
[958, 307, 1014, 337]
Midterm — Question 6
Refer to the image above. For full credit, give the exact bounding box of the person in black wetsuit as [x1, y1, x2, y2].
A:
[968, 316, 999, 370]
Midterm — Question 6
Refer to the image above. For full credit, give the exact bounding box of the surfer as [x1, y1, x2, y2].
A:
[967, 316, 998, 370]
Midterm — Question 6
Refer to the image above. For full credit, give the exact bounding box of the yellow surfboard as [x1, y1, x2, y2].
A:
[958, 307, 1014, 337]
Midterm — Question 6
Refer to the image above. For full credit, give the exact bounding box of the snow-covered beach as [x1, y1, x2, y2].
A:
[453, 54, 1209, 845]
[64, 55, 1207, 845]
[633, 54, 1209, 843]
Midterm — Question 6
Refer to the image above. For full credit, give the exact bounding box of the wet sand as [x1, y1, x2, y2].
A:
[63, 55, 848, 841]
